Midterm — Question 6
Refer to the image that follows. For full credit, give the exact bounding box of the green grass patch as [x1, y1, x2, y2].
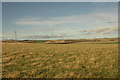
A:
[21, 40, 48, 43]
[2, 43, 118, 78]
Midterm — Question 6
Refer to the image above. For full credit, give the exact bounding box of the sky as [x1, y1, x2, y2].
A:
[2, 0, 120, 2]
[0, 1, 2, 40]
[2, 2, 118, 40]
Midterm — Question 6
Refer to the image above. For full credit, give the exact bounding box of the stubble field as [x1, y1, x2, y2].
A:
[2, 42, 118, 78]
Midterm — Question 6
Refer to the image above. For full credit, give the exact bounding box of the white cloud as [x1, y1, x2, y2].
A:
[81, 27, 118, 35]
[23, 34, 69, 39]
[95, 27, 118, 35]
[90, 13, 117, 24]
[90, 27, 110, 33]
[14, 15, 82, 26]
[80, 30, 87, 32]
[14, 12, 117, 27]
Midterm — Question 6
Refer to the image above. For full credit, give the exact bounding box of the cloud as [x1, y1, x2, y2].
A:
[23, 34, 69, 39]
[0, 33, 2, 37]
[80, 30, 87, 32]
[79, 30, 91, 35]
[14, 12, 117, 27]
[90, 13, 117, 24]
[14, 15, 82, 26]
[90, 28, 110, 33]
[80, 27, 118, 35]
[93, 27, 118, 34]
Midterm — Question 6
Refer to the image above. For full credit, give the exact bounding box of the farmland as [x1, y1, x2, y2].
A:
[2, 40, 118, 78]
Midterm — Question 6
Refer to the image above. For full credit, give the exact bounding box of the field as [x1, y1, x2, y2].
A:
[2, 41, 118, 78]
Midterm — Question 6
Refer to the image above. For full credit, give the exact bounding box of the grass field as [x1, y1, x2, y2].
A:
[2, 42, 118, 78]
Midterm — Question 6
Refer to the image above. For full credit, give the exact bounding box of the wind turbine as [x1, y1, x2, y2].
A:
[14, 31, 17, 44]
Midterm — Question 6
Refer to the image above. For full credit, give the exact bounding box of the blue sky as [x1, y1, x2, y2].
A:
[2, 0, 120, 2]
[2, 2, 118, 40]
[0, 1, 1, 40]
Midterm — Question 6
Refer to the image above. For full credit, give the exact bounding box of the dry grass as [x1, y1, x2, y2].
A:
[2, 42, 118, 78]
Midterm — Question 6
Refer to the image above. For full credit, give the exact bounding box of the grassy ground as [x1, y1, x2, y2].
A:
[2, 42, 118, 78]
[93, 42, 120, 44]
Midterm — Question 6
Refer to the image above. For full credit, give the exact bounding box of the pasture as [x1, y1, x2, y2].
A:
[2, 42, 118, 78]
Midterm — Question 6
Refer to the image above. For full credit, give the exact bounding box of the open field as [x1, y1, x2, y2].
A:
[2, 41, 118, 78]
